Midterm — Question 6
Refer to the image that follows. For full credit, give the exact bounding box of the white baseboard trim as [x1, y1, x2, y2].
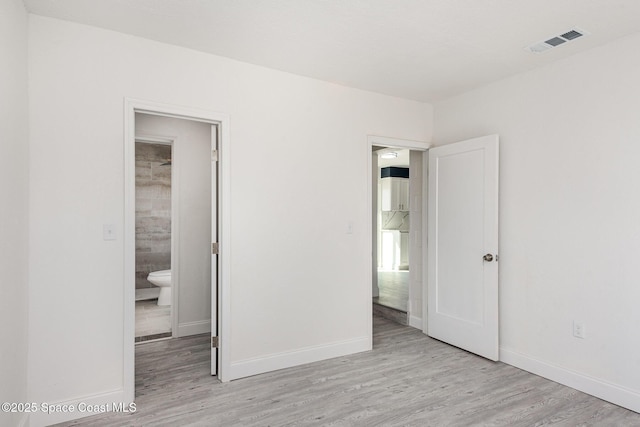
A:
[228, 336, 371, 381]
[408, 315, 422, 329]
[28, 388, 130, 427]
[500, 347, 640, 413]
[177, 319, 210, 337]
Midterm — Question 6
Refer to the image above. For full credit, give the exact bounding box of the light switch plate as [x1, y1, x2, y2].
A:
[346, 221, 354, 234]
[103, 224, 116, 240]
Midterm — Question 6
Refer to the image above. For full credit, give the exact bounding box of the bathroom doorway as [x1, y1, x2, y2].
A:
[124, 99, 230, 402]
[133, 112, 215, 345]
[134, 139, 174, 342]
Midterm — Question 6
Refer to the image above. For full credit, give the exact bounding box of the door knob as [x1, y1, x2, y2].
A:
[483, 253, 494, 262]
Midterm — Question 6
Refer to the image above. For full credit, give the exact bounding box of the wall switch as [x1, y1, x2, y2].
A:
[103, 224, 116, 240]
[573, 321, 586, 339]
[346, 221, 354, 234]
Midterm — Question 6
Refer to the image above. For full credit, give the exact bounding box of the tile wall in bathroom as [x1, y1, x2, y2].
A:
[135, 142, 172, 289]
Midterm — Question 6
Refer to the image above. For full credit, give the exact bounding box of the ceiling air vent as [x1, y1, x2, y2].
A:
[545, 37, 566, 47]
[561, 30, 583, 40]
[526, 27, 588, 53]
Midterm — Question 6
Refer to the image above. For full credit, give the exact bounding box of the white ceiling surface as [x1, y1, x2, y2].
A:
[23, 0, 640, 102]
[378, 149, 410, 168]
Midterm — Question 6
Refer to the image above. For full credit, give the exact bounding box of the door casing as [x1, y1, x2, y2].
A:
[124, 99, 232, 403]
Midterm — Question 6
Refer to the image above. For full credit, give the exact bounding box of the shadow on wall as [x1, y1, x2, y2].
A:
[135, 142, 172, 289]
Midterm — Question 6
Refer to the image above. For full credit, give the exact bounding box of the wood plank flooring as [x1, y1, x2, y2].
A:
[135, 299, 171, 339]
[373, 302, 408, 326]
[57, 316, 640, 426]
[374, 270, 409, 312]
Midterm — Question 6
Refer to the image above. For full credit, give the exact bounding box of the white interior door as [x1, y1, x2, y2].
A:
[211, 125, 219, 375]
[427, 134, 499, 360]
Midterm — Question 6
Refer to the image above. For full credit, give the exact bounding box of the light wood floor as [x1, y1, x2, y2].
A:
[374, 270, 409, 312]
[135, 299, 171, 338]
[58, 316, 640, 426]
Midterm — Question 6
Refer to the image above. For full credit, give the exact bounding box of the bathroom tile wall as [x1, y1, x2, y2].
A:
[135, 143, 172, 289]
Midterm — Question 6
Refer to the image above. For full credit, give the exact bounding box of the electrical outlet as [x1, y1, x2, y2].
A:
[573, 321, 586, 339]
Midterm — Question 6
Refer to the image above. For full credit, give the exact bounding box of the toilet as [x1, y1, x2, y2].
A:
[147, 269, 172, 306]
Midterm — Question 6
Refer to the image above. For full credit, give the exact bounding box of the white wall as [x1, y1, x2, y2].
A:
[135, 114, 212, 336]
[434, 32, 640, 411]
[27, 15, 432, 424]
[0, 1, 29, 426]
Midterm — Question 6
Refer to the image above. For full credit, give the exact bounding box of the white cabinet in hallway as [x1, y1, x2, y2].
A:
[381, 177, 410, 211]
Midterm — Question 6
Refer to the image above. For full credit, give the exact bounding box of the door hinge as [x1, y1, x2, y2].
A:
[212, 242, 219, 254]
[211, 149, 218, 162]
[211, 336, 219, 348]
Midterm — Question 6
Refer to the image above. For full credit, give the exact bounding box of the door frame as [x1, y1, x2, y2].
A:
[124, 98, 232, 403]
[367, 135, 430, 334]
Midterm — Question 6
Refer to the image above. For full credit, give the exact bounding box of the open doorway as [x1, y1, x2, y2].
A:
[134, 112, 214, 345]
[375, 148, 410, 316]
[134, 138, 174, 342]
[124, 99, 231, 402]
[369, 136, 428, 330]
[373, 147, 412, 324]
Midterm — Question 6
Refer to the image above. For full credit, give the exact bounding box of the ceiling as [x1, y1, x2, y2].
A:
[376, 148, 410, 168]
[23, 0, 640, 102]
